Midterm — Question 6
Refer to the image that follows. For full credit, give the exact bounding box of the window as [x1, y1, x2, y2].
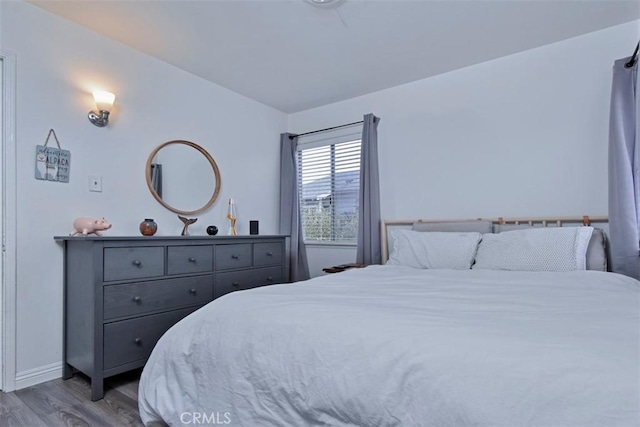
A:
[297, 139, 361, 243]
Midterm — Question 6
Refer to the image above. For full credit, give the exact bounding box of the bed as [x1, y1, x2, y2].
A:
[138, 217, 640, 426]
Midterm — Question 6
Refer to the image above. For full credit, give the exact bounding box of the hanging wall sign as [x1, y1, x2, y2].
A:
[35, 129, 71, 183]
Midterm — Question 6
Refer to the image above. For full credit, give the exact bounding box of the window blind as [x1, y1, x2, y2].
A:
[297, 140, 361, 242]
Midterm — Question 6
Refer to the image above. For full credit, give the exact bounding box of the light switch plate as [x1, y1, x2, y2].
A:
[89, 175, 102, 192]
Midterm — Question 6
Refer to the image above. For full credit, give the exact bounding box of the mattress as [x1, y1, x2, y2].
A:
[138, 266, 640, 426]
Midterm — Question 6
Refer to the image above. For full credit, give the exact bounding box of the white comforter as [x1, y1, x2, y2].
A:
[138, 266, 640, 426]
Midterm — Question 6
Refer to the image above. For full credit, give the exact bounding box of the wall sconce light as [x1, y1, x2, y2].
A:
[88, 91, 115, 127]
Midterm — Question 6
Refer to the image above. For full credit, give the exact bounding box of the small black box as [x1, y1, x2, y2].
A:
[249, 220, 259, 235]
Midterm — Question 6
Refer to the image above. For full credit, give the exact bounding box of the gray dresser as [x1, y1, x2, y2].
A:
[55, 235, 290, 400]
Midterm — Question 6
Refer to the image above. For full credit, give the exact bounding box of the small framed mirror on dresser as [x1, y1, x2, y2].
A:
[145, 140, 222, 215]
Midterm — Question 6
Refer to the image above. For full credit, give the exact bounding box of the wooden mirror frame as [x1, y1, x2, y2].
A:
[145, 140, 222, 215]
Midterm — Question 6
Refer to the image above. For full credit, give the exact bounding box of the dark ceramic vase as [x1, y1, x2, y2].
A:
[206, 225, 218, 236]
[140, 218, 158, 236]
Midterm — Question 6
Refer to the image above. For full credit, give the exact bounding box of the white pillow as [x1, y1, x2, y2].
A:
[387, 230, 482, 270]
[472, 226, 594, 271]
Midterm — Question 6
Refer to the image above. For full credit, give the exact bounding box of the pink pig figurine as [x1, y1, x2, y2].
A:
[70, 217, 112, 236]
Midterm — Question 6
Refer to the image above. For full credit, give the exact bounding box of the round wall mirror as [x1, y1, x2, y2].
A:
[145, 140, 221, 215]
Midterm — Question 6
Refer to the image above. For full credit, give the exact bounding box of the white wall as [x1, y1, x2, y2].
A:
[305, 244, 357, 278]
[289, 21, 640, 277]
[0, 0, 287, 386]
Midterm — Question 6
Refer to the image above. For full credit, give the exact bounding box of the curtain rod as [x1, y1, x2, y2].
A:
[625, 41, 639, 68]
[289, 120, 363, 139]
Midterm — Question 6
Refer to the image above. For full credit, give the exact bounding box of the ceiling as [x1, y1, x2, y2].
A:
[27, 0, 640, 113]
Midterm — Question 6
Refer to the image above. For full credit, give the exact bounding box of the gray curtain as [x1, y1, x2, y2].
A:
[279, 133, 310, 282]
[357, 114, 382, 265]
[150, 163, 162, 198]
[608, 56, 640, 279]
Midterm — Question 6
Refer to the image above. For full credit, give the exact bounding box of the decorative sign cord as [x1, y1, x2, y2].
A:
[43, 128, 61, 149]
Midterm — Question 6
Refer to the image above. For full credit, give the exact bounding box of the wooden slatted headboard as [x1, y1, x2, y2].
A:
[381, 215, 608, 263]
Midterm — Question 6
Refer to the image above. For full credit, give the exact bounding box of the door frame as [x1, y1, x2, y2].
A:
[1, 50, 18, 392]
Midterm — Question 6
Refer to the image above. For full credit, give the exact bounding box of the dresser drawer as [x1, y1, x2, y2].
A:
[167, 245, 213, 275]
[253, 242, 283, 267]
[103, 247, 164, 282]
[215, 244, 252, 270]
[103, 306, 199, 370]
[103, 275, 213, 320]
[215, 266, 283, 298]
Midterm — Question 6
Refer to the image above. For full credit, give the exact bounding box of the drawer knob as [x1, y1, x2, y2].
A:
[232, 281, 240, 287]
[267, 276, 273, 282]
[266, 252, 273, 256]
[134, 337, 142, 345]
[189, 288, 197, 294]
[133, 296, 142, 303]
[188, 257, 196, 263]
[132, 260, 142, 267]
[231, 255, 239, 260]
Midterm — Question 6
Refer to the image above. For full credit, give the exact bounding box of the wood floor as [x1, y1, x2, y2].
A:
[0, 370, 145, 426]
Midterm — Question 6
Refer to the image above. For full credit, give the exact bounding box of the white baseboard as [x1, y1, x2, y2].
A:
[15, 362, 62, 390]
